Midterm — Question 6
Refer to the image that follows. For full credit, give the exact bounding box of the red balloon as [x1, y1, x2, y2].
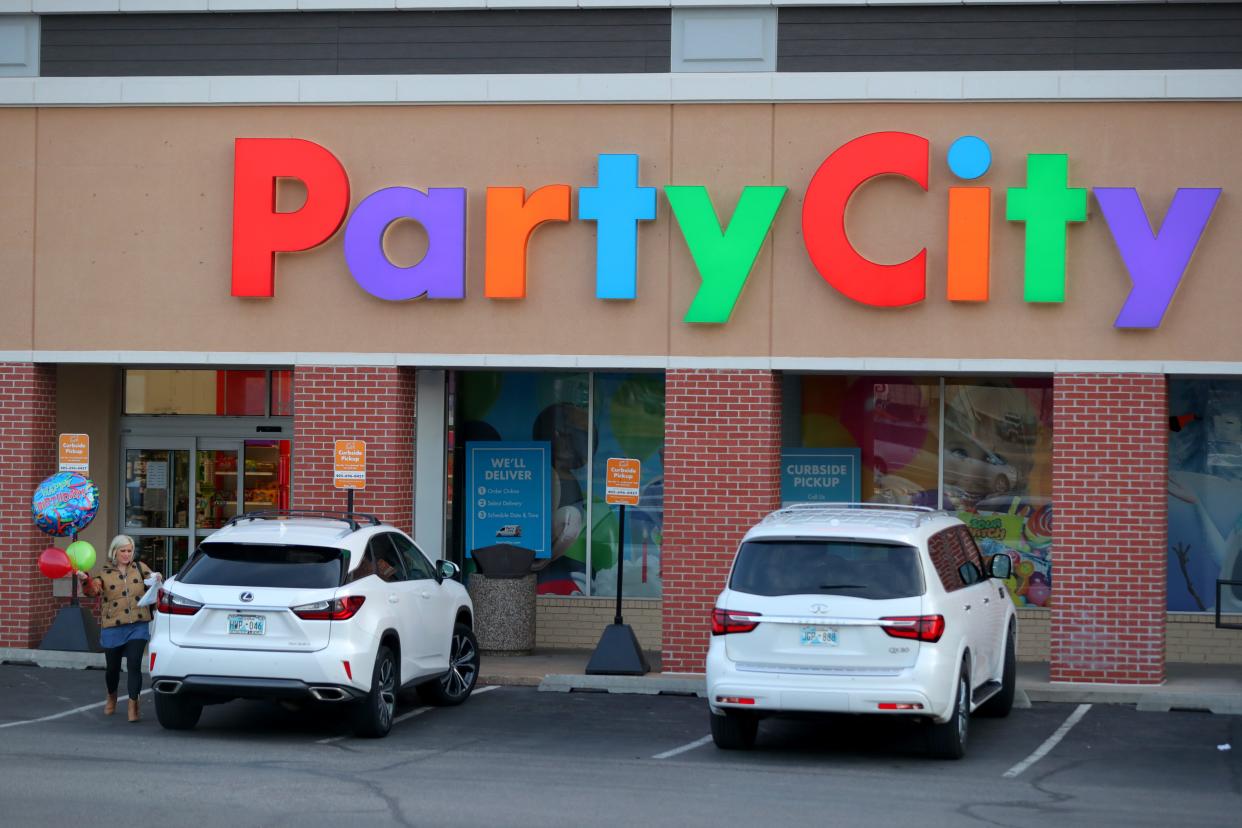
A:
[38, 547, 73, 579]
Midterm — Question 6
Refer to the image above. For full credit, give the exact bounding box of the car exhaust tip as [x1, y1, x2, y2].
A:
[309, 687, 348, 702]
[153, 680, 183, 694]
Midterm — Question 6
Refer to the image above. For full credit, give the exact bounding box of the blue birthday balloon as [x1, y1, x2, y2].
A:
[31, 472, 100, 537]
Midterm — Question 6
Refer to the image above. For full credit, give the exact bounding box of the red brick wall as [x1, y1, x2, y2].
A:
[292, 366, 416, 533]
[1051, 373, 1167, 684]
[661, 369, 782, 674]
[0, 364, 58, 647]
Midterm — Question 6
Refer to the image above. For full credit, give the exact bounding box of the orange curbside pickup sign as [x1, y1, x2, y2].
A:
[605, 458, 641, 506]
[58, 434, 89, 474]
[334, 440, 366, 489]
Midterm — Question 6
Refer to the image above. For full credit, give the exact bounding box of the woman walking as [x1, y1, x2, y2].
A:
[79, 535, 161, 721]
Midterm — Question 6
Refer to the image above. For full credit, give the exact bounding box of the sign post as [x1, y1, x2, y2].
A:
[334, 440, 366, 513]
[585, 458, 650, 676]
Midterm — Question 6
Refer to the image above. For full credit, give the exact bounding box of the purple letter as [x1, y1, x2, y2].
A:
[344, 187, 466, 300]
[1095, 187, 1221, 329]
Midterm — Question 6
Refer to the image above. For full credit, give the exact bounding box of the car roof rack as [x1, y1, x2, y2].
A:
[761, 502, 945, 529]
[221, 510, 383, 532]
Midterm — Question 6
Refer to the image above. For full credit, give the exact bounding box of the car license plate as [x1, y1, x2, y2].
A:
[227, 614, 266, 636]
[801, 625, 838, 647]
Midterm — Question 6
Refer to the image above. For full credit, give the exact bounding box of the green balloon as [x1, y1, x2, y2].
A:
[65, 540, 96, 572]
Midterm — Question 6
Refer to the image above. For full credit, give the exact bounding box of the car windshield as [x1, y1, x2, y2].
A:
[729, 539, 924, 599]
[177, 543, 347, 589]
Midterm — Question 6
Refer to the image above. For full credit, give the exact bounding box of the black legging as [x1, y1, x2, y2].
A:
[104, 638, 147, 701]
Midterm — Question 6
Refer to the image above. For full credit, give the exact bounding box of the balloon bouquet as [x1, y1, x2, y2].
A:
[32, 472, 101, 604]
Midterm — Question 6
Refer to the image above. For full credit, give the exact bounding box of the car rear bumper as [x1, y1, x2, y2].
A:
[149, 632, 377, 698]
[152, 675, 365, 702]
[706, 639, 957, 722]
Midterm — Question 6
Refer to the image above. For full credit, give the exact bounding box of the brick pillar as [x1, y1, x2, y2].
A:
[661, 369, 782, 674]
[0, 364, 58, 647]
[292, 366, 416, 533]
[1051, 373, 1167, 684]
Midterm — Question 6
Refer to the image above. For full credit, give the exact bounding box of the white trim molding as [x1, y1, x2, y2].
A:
[2, 69, 1242, 106]
[4, 350, 1242, 375]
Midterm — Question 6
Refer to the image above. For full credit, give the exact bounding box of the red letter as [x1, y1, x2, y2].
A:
[231, 138, 350, 298]
[801, 132, 929, 307]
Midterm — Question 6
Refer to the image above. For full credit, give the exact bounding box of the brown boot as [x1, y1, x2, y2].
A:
[127, 698, 140, 723]
[104, 694, 117, 716]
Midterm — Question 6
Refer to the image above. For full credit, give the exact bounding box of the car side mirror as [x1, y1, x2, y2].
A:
[989, 553, 1012, 581]
[436, 559, 460, 584]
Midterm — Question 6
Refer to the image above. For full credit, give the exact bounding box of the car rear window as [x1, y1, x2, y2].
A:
[177, 543, 347, 589]
[729, 540, 924, 599]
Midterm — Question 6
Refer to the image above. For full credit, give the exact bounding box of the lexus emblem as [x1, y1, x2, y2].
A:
[240, 591, 254, 603]
[809, 603, 829, 615]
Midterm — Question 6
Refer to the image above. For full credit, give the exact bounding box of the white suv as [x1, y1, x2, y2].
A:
[150, 511, 478, 738]
[705, 504, 1016, 758]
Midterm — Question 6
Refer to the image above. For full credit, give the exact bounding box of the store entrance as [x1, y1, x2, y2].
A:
[121, 435, 290, 577]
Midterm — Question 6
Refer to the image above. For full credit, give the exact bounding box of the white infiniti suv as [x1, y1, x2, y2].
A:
[149, 511, 478, 738]
[705, 504, 1016, 758]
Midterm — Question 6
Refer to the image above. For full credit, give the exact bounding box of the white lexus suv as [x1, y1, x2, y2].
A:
[705, 503, 1016, 758]
[150, 511, 478, 738]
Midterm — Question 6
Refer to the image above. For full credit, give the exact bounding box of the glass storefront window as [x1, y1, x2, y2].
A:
[124, 448, 190, 530]
[124, 369, 292, 416]
[784, 374, 1053, 608]
[451, 370, 664, 598]
[1169, 378, 1242, 612]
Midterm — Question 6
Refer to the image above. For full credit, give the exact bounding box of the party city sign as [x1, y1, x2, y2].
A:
[230, 133, 1222, 330]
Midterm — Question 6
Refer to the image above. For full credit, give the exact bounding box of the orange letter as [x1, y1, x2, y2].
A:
[947, 187, 990, 301]
[484, 185, 571, 298]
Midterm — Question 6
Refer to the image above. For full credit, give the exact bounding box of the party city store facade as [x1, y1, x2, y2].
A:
[2, 1, 1242, 683]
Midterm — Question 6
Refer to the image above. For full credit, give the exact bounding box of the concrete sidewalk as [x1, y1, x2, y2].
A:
[4, 646, 1239, 714]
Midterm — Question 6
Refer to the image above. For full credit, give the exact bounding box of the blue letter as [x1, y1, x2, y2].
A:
[578, 154, 657, 300]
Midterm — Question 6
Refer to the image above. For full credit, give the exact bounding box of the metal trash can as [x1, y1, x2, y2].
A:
[468, 545, 537, 655]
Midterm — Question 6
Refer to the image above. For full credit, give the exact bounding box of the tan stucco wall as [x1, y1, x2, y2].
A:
[2, 102, 1239, 362]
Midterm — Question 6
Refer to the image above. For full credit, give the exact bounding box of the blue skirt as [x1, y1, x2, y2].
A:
[100, 620, 150, 650]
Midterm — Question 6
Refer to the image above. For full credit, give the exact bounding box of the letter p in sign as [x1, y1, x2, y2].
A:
[605, 458, 641, 506]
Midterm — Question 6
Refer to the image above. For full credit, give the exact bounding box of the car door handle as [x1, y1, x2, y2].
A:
[963, 604, 971, 611]
[388, 594, 400, 604]
[983, 597, 990, 604]
[420, 591, 431, 599]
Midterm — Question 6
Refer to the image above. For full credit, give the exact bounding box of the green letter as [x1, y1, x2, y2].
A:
[666, 185, 787, 323]
[1005, 154, 1087, 302]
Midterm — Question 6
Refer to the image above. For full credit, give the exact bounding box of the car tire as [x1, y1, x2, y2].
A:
[154, 692, 203, 731]
[979, 626, 1016, 719]
[353, 645, 398, 738]
[417, 623, 480, 707]
[709, 710, 758, 751]
[929, 664, 969, 760]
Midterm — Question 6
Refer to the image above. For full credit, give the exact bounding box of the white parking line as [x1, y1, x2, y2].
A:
[652, 734, 713, 760]
[1003, 703, 1092, 779]
[0, 689, 153, 730]
[316, 684, 500, 744]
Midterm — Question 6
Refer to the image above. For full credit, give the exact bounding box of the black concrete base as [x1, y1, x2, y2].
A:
[585, 623, 650, 676]
[38, 605, 102, 653]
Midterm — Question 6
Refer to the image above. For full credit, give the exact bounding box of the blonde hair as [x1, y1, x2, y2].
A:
[108, 534, 136, 565]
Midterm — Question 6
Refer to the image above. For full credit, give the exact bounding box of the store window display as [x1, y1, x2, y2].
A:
[453, 370, 665, 597]
[785, 375, 1053, 608]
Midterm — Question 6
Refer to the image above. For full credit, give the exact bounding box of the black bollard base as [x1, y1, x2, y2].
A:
[585, 623, 650, 676]
[38, 605, 102, 653]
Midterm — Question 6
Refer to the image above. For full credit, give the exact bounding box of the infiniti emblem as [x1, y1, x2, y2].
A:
[809, 603, 829, 615]
[240, 591, 254, 603]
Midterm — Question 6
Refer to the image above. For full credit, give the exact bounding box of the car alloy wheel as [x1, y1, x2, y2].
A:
[441, 629, 478, 701]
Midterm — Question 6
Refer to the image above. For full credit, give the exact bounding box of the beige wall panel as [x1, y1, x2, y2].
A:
[0, 110, 36, 351]
[53, 365, 120, 591]
[772, 102, 1242, 362]
[22, 102, 1242, 362]
[32, 106, 671, 356]
[668, 104, 775, 357]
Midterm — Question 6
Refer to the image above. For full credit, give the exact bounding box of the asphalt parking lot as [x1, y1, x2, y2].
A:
[1, 664, 1239, 828]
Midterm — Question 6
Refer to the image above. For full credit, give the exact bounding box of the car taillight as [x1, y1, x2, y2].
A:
[711, 608, 761, 635]
[156, 589, 202, 616]
[881, 615, 945, 643]
[292, 596, 366, 621]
